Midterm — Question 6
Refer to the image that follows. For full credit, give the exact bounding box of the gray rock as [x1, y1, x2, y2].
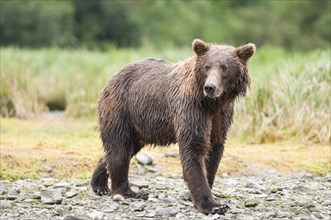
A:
[293, 185, 309, 192]
[43, 163, 52, 173]
[6, 194, 17, 200]
[54, 182, 71, 189]
[136, 164, 146, 175]
[41, 189, 62, 204]
[74, 179, 90, 187]
[145, 165, 158, 173]
[255, 203, 266, 210]
[0, 200, 12, 209]
[135, 152, 153, 165]
[221, 173, 229, 178]
[246, 180, 264, 190]
[165, 196, 177, 203]
[265, 211, 277, 218]
[197, 213, 206, 218]
[266, 196, 276, 201]
[322, 199, 331, 206]
[7, 187, 19, 200]
[64, 215, 90, 220]
[182, 191, 191, 201]
[131, 201, 145, 211]
[309, 215, 319, 220]
[175, 213, 186, 219]
[297, 171, 314, 179]
[32, 192, 41, 199]
[104, 204, 119, 213]
[157, 206, 179, 216]
[131, 180, 149, 188]
[145, 211, 156, 217]
[23, 199, 36, 203]
[113, 194, 124, 201]
[244, 200, 260, 207]
[66, 190, 78, 198]
[131, 186, 139, 193]
[325, 173, 331, 182]
[88, 210, 104, 220]
[0, 187, 8, 195]
[165, 151, 179, 158]
[9, 187, 20, 194]
[158, 192, 166, 200]
[42, 182, 54, 187]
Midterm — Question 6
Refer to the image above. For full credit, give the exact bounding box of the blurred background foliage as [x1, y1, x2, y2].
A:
[0, 0, 330, 50]
[0, 0, 330, 145]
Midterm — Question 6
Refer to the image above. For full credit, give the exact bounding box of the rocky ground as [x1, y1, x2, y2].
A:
[1, 169, 330, 220]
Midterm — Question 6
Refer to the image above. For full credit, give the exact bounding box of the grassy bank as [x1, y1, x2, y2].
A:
[1, 46, 330, 144]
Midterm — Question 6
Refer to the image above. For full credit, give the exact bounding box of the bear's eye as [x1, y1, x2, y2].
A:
[204, 65, 211, 71]
[220, 64, 228, 71]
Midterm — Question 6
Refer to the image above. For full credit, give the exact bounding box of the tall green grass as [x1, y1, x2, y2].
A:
[1, 46, 330, 144]
[232, 48, 330, 144]
[0, 47, 190, 117]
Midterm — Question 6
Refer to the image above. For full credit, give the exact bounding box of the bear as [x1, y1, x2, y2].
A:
[91, 39, 255, 215]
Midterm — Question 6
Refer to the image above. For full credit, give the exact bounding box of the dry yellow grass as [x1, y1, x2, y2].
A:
[0, 118, 330, 180]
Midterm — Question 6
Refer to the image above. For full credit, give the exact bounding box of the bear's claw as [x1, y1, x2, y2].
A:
[121, 190, 149, 200]
[211, 204, 230, 215]
[92, 185, 110, 196]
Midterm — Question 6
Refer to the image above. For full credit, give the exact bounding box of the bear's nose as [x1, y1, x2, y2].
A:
[204, 84, 216, 94]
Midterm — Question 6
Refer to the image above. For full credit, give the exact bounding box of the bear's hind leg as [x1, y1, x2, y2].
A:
[91, 158, 110, 195]
[206, 143, 224, 189]
[106, 145, 149, 200]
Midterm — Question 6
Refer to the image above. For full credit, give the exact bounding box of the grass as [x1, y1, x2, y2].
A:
[1, 46, 330, 144]
[232, 48, 331, 144]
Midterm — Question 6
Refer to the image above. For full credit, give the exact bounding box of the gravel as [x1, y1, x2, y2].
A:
[0, 173, 330, 219]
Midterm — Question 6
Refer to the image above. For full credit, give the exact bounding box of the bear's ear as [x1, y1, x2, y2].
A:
[236, 43, 256, 63]
[192, 39, 210, 56]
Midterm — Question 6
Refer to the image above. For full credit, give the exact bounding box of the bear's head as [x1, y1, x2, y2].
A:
[192, 39, 255, 99]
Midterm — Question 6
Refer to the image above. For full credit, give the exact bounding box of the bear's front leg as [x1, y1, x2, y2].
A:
[179, 141, 229, 215]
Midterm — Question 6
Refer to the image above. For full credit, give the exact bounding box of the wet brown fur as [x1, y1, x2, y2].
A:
[91, 39, 255, 215]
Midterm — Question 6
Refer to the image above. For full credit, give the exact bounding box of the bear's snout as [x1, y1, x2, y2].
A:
[204, 84, 216, 96]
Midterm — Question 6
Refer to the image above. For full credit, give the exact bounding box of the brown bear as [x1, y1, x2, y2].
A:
[91, 39, 255, 215]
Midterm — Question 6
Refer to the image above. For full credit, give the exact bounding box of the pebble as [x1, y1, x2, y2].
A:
[64, 215, 90, 220]
[165, 151, 179, 158]
[135, 152, 153, 165]
[322, 199, 331, 206]
[42, 163, 52, 173]
[145, 165, 158, 173]
[158, 192, 166, 200]
[65, 190, 78, 198]
[113, 194, 124, 201]
[6, 194, 17, 200]
[88, 210, 104, 220]
[131, 180, 149, 188]
[157, 206, 179, 216]
[54, 182, 71, 189]
[244, 200, 260, 207]
[0, 200, 12, 209]
[40, 189, 62, 204]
